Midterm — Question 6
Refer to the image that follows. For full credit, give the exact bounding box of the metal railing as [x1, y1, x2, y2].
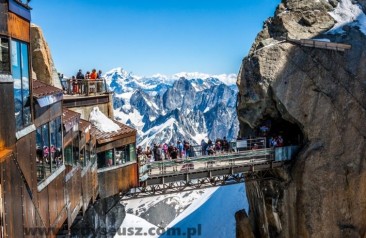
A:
[138, 137, 300, 182]
[139, 147, 274, 181]
[61, 79, 108, 96]
[275, 145, 300, 161]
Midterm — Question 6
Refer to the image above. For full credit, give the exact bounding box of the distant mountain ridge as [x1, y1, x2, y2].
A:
[105, 67, 239, 147]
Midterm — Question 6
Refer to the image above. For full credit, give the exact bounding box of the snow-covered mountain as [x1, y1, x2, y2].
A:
[116, 184, 248, 238]
[105, 67, 239, 147]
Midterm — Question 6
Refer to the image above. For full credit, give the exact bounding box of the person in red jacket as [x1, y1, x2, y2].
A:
[90, 69, 97, 79]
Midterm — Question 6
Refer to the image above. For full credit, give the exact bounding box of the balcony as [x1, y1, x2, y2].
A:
[61, 79, 109, 97]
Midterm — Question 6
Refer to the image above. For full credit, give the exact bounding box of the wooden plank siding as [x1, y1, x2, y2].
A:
[63, 95, 110, 108]
[97, 162, 138, 199]
[65, 167, 83, 227]
[96, 134, 136, 153]
[7, 12, 30, 42]
[91, 163, 99, 202]
[0, 83, 16, 150]
[81, 167, 93, 213]
[15, 133, 36, 198]
[0, 1, 9, 36]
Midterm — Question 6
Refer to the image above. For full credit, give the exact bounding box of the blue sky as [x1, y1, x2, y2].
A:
[30, 0, 280, 77]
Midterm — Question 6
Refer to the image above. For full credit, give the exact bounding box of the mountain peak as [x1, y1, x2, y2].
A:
[104, 67, 237, 86]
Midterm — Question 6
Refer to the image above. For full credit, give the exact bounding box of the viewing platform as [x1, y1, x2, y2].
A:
[61, 78, 114, 120]
[61, 78, 108, 96]
[123, 138, 301, 199]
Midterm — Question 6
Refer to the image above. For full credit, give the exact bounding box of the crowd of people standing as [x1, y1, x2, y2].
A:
[136, 137, 232, 162]
[65, 69, 105, 94]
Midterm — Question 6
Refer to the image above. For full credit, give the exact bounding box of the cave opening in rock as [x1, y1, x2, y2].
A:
[255, 116, 305, 147]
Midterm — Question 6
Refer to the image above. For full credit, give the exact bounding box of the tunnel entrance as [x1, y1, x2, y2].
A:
[254, 116, 305, 147]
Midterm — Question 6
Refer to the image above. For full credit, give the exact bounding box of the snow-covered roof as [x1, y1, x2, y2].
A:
[89, 107, 136, 144]
[89, 107, 120, 133]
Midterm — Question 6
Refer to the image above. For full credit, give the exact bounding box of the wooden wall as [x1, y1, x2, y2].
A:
[91, 163, 99, 202]
[96, 135, 136, 153]
[8, 12, 30, 42]
[65, 167, 82, 228]
[81, 166, 98, 213]
[0, 1, 8, 36]
[98, 162, 138, 199]
[0, 83, 16, 149]
[8, 132, 68, 236]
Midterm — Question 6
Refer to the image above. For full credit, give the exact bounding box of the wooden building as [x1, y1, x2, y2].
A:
[0, 1, 140, 237]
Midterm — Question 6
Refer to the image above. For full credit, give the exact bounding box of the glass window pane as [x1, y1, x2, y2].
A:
[50, 120, 57, 172]
[41, 124, 51, 177]
[20, 43, 30, 126]
[129, 144, 136, 162]
[36, 127, 45, 182]
[0, 38, 10, 73]
[90, 144, 96, 165]
[55, 117, 63, 167]
[11, 40, 23, 130]
[97, 150, 114, 169]
[80, 148, 86, 167]
[72, 134, 79, 166]
[85, 147, 90, 164]
[64, 144, 73, 165]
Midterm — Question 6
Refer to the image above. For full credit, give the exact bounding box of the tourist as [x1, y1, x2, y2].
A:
[177, 141, 183, 158]
[259, 125, 269, 136]
[163, 143, 169, 159]
[90, 69, 98, 80]
[71, 76, 79, 94]
[206, 140, 215, 155]
[154, 144, 163, 161]
[183, 140, 190, 158]
[222, 137, 229, 153]
[76, 69, 84, 79]
[170, 147, 178, 160]
[145, 146, 152, 161]
[201, 139, 207, 156]
[137, 146, 143, 157]
[277, 136, 284, 147]
[215, 140, 221, 153]
[97, 70, 103, 79]
[270, 137, 277, 148]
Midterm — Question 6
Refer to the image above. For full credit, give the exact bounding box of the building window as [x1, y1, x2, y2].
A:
[11, 40, 31, 131]
[0, 38, 10, 74]
[36, 117, 63, 183]
[64, 126, 79, 166]
[97, 144, 136, 169]
[89, 143, 96, 165]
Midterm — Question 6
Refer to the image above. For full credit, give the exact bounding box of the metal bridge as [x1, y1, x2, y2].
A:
[122, 138, 300, 200]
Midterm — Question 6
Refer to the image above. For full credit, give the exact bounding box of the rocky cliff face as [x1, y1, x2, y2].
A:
[237, 0, 366, 237]
[30, 24, 62, 88]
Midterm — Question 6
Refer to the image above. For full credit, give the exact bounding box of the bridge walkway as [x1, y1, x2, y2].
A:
[121, 139, 300, 199]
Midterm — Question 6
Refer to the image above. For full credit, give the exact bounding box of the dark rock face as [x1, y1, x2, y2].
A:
[235, 209, 255, 238]
[70, 195, 125, 237]
[237, 0, 366, 237]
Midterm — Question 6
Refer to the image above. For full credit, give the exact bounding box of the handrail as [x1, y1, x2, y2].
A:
[61, 78, 108, 96]
[140, 148, 274, 179]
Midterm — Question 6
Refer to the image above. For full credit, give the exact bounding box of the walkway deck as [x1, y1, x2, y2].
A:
[120, 139, 300, 199]
[141, 148, 274, 185]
